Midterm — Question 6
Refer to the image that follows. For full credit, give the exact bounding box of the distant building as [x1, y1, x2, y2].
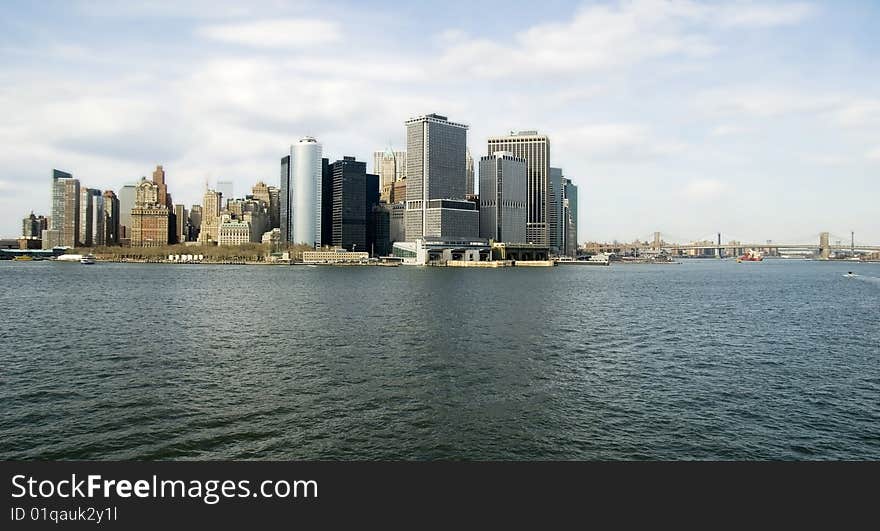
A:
[189, 204, 203, 242]
[217, 216, 251, 246]
[487, 131, 550, 245]
[392, 237, 491, 265]
[252, 181, 279, 229]
[130, 176, 170, 247]
[103, 190, 120, 246]
[216, 180, 233, 205]
[51, 169, 79, 248]
[562, 178, 578, 257]
[373, 204, 391, 256]
[302, 248, 369, 264]
[22, 212, 48, 239]
[153, 165, 171, 207]
[404, 113, 475, 240]
[118, 184, 136, 245]
[389, 202, 405, 244]
[262, 227, 281, 247]
[282, 137, 324, 246]
[391, 178, 407, 205]
[479, 151, 527, 244]
[78, 188, 98, 247]
[466, 148, 475, 196]
[549, 167, 563, 252]
[374, 148, 406, 203]
[198, 189, 222, 244]
[89, 190, 104, 246]
[174, 204, 187, 243]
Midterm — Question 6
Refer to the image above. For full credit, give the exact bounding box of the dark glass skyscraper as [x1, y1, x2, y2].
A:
[331, 157, 368, 252]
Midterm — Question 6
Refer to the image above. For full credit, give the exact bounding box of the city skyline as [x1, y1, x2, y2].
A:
[1, 0, 879, 242]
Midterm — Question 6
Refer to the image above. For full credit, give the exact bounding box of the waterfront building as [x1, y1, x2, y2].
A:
[549, 167, 563, 252]
[174, 204, 187, 243]
[479, 152, 527, 244]
[487, 131, 551, 245]
[102, 190, 120, 246]
[404, 113, 476, 240]
[118, 184, 136, 245]
[562, 178, 578, 257]
[373, 204, 392, 256]
[389, 202, 406, 244]
[217, 215, 251, 246]
[282, 137, 324, 247]
[51, 169, 79, 248]
[41, 229, 60, 249]
[326, 156, 382, 253]
[130, 176, 170, 247]
[374, 148, 406, 203]
[262, 227, 281, 247]
[392, 237, 491, 265]
[302, 248, 369, 264]
[466, 148, 475, 196]
[198, 189, 222, 244]
[78, 187, 99, 247]
[22, 212, 48, 239]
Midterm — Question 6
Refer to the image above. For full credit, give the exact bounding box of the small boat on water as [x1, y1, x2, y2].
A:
[80, 254, 96, 265]
[13, 255, 33, 261]
[737, 249, 764, 263]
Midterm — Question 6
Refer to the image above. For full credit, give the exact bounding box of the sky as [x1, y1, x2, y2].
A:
[1, 0, 878, 244]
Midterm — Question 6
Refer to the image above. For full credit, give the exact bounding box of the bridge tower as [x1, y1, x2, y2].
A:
[819, 232, 830, 260]
[653, 232, 661, 250]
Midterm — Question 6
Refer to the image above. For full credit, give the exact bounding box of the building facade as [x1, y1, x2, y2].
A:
[562, 178, 578, 257]
[404, 113, 473, 240]
[118, 184, 136, 245]
[549, 167, 563, 252]
[374, 149, 406, 203]
[486, 131, 550, 245]
[218, 216, 251, 246]
[130, 176, 171, 247]
[90, 190, 105, 246]
[51, 169, 79, 248]
[22, 212, 48, 239]
[466, 148, 475, 196]
[198, 190, 222, 243]
[174, 204, 187, 243]
[281, 138, 324, 246]
[103, 190, 120, 246]
[479, 152, 528, 244]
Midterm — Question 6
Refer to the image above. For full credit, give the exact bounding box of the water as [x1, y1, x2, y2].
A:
[1, 259, 878, 460]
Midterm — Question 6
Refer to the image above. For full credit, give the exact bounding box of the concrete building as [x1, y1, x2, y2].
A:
[78, 188, 99, 247]
[103, 190, 120, 246]
[51, 169, 79, 248]
[22, 212, 48, 239]
[374, 148, 406, 203]
[188, 204, 202, 242]
[562, 177, 578, 257]
[153, 165, 171, 207]
[217, 216, 251, 246]
[466, 148, 475, 196]
[252, 181, 280, 229]
[479, 152, 527, 244]
[90, 190, 105, 246]
[118, 184, 136, 245]
[174, 204, 187, 243]
[404, 113, 475, 240]
[281, 137, 324, 246]
[549, 167, 563, 252]
[487, 131, 550, 245]
[198, 189, 222, 244]
[392, 237, 491, 265]
[391, 178, 407, 205]
[130, 176, 171, 247]
[302, 248, 370, 264]
[389, 202, 405, 244]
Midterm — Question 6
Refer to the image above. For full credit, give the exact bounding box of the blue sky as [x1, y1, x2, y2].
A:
[1, 0, 879, 244]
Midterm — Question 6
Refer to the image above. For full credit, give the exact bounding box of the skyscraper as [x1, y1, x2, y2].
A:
[174, 204, 187, 243]
[90, 190, 105, 246]
[189, 204, 202, 241]
[284, 137, 324, 247]
[198, 189, 222, 243]
[153, 165, 171, 207]
[22, 212, 48, 239]
[118, 184, 136, 244]
[330, 156, 368, 252]
[479, 152, 527, 244]
[130, 176, 170, 247]
[216, 180, 233, 206]
[51, 169, 79, 248]
[549, 167, 563, 252]
[466, 148, 475, 196]
[373, 148, 406, 203]
[487, 131, 550, 245]
[404, 113, 477, 240]
[280, 155, 291, 243]
[562, 178, 578, 257]
[103, 190, 120, 246]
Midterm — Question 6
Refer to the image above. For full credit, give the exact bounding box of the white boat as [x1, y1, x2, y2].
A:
[55, 254, 83, 262]
[80, 254, 96, 265]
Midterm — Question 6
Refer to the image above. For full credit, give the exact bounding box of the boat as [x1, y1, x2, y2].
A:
[55, 254, 83, 262]
[80, 254, 96, 265]
[737, 249, 763, 263]
[13, 255, 33, 261]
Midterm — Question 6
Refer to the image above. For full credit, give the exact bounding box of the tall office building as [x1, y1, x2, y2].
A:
[189, 204, 203, 241]
[282, 137, 324, 246]
[51, 169, 79, 248]
[118, 184, 136, 244]
[252, 181, 280, 229]
[479, 152, 527, 244]
[562, 178, 578, 257]
[90, 191, 105, 246]
[22, 212, 48, 238]
[103, 190, 120, 246]
[466, 148, 475, 196]
[130, 176, 170, 247]
[404, 113, 477, 240]
[216, 180, 233, 206]
[487, 131, 550, 245]
[549, 167, 563, 252]
[174, 204, 187, 243]
[153, 165, 171, 207]
[330, 157, 369, 252]
[199, 189, 222, 243]
[373, 148, 406, 203]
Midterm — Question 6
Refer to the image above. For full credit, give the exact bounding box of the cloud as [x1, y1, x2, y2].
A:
[553, 123, 688, 166]
[715, 2, 816, 27]
[197, 18, 342, 48]
[683, 179, 729, 200]
[697, 87, 839, 117]
[710, 124, 749, 136]
[830, 99, 880, 128]
[867, 146, 880, 161]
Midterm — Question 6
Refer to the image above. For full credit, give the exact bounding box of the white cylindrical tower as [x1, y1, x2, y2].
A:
[290, 137, 323, 247]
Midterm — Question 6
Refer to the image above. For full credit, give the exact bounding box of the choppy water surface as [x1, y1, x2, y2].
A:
[1, 259, 878, 460]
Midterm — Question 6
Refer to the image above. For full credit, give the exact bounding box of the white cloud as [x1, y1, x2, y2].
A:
[554, 123, 687, 164]
[710, 124, 749, 136]
[697, 87, 839, 117]
[715, 2, 816, 27]
[683, 179, 729, 200]
[867, 146, 880, 161]
[830, 99, 880, 127]
[197, 18, 342, 48]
